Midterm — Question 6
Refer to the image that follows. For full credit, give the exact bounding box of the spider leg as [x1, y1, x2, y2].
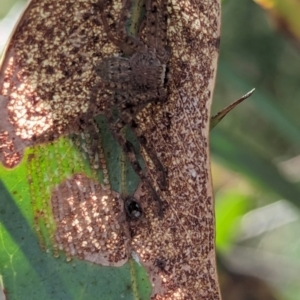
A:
[117, 0, 132, 37]
[98, 0, 143, 56]
[111, 86, 168, 188]
[145, 0, 158, 48]
[91, 77, 168, 190]
[145, 0, 170, 63]
[117, 100, 167, 190]
[90, 66, 167, 191]
[122, 108, 167, 191]
[105, 105, 163, 217]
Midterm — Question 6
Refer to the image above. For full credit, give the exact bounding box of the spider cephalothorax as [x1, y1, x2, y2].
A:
[93, 0, 170, 217]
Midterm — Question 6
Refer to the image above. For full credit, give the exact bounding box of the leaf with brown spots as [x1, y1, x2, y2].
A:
[0, 0, 221, 299]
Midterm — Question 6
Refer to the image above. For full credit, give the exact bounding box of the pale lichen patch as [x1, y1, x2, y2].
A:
[51, 174, 128, 266]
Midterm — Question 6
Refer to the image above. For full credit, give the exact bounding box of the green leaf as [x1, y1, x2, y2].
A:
[0, 136, 151, 300]
[215, 190, 249, 252]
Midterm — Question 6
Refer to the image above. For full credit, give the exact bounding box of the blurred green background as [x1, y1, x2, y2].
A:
[1, 0, 300, 300]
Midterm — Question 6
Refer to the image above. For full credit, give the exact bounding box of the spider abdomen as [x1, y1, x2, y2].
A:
[95, 56, 131, 83]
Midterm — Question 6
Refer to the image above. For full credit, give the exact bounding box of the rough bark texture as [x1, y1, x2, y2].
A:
[0, 0, 221, 299]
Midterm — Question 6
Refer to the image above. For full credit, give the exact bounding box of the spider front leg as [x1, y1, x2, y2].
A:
[98, 0, 143, 56]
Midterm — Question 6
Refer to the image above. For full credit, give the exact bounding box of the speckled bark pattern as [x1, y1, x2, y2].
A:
[0, 0, 221, 299]
[130, 1, 221, 299]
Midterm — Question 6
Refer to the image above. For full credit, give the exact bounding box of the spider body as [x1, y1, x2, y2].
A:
[96, 49, 166, 93]
[96, 57, 131, 84]
[93, 0, 170, 217]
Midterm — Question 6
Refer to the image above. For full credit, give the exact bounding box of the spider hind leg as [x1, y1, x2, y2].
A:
[119, 101, 168, 191]
[105, 106, 165, 217]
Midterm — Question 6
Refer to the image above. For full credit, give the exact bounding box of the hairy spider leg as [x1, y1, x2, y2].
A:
[118, 100, 168, 191]
[116, 0, 132, 38]
[93, 63, 168, 190]
[89, 79, 166, 213]
[105, 104, 163, 217]
[95, 0, 170, 217]
[104, 85, 168, 191]
[145, 0, 158, 48]
[98, 0, 143, 56]
[145, 0, 169, 62]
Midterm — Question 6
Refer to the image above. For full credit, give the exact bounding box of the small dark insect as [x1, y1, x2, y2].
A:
[93, 0, 170, 216]
[124, 197, 143, 219]
[154, 257, 167, 273]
